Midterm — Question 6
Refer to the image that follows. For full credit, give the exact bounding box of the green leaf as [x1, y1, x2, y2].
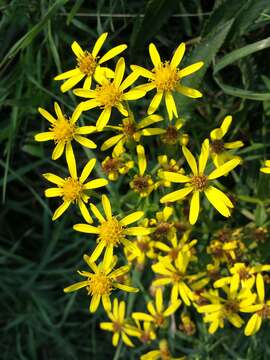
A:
[214, 37, 270, 100]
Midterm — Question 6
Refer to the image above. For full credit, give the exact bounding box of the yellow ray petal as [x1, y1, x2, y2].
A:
[38, 107, 56, 123]
[208, 158, 240, 180]
[80, 158, 96, 183]
[182, 146, 198, 175]
[92, 32, 108, 58]
[74, 135, 97, 149]
[160, 187, 193, 203]
[170, 42, 185, 68]
[78, 200, 92, 224]
[165, 91, 178, 120]
[113, 57, 125, 87]
[256, 273, 265, 303]
[73, 223, 99, 234]
[177, 84, 202, 98]
[84, 178, 108, 190]
[52, 141, 65, 160]
[137, 145, 147, 176]
[198, 138, 209, 174]
[52, 201, 71, 220]
[64, 280, 89, 293]
[60, 74, 85, 92]
[65, 142, 77, 178]
[96, 108, 112, 131]
[43, 173, 64, 186]
[99, 45, 127, 64]
[120, 211, 144, 226]
[149, 43, 161, 67]
[71, 41, 84, 57]
[178, 61, 204, 78]
[189, 191, 200, 225]
[54, 68, 81, 80]
[160, 171, 190, 183]
[101, 134, 124, 151]
[35, 132, 54, 142]
[102, 194, 112, 219]
[147, 91, 163, 114]
[204, 186, 231, 217]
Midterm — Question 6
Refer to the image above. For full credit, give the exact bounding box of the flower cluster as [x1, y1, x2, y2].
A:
[34, 33, 270, 358]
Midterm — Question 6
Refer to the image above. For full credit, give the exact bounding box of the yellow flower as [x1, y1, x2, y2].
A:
[73, 194, 151, 268]
[151, 254, 194, 306]
[54, 33, 127, 92]
[73, 57, 146, 131]
[196, 285, 255, 334]
[102, 155, 134, 181]
[154, 232, 197, 263]
[210, 115, 244, 167]
[260, 160, 270, 173]
[64, 255, 138, 313]
[101, 111, 164, 156]
[214, 263, 270, 290]
[132, 287, 181, 327]
[100, 298, 140, 347]
[242, 273, 270, 336]
[149, 206, 175, 241]
[130, 145, 154, 197]
[160, 119, 189, 146]
[35, 102, 96, 162]
[131, 42, 203, 120]
[160, 139, 241, 224]
[133, 320, 156, 344]
[140, 339, 185, 360]
[125, 232, 156, 270]
[43, 158, 107, 222]
[156, 155, 185, 188]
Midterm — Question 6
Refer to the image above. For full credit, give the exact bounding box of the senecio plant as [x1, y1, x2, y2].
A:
[35, 33, 270, 358]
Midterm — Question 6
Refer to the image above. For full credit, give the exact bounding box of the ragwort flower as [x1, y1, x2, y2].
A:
[64, 255, 138, 313]
[100, 298, 140, 347]
[242, 273, 270, 336]
[141, 339, 184, 360]
[54, 32, 127, 92]
[35, 102, 96, 162]
[74, 57, 146, 131]
[131, 42, 203, 120]
[73, 194, 151, 268]
[160, 139, 241, 224]
[210, 115, 244, 167]
[132, 288, 181, 327]
[101, 111, 164, 156]
[260, 160, 270, 173]
[44, 158, 107, 222]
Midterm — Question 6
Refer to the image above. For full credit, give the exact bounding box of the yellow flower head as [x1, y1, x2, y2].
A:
[160, 119, 189, 146]
[73, 57, 146, 131]
[133, 320, 156, 344]
[152, 254, 194, 306]
[35, 102, 96, 161]
[125, 233, 156, 270]
[73, 194, 151, 268]
[102, 155, 134, 181]
[100, 298, 140, 347]
[130, 145, 154, 197]
[179, 313, 196, 336]
[43, 158, 108, 222]
[140, 339, 185, 360]
[210, 115, 244, 167]
[64, 255, 138, 313]
[131, 42, 203, 120]
[160, 139, 241, 224]
[54, 33, 127, 92]
[149, 206, 175, 241]
[260, 160, 270, 174]
[243, 273, 270, 336]
[132, 287, 181, 327]
[101, 111, 164, 156]
[156, 155, 184, 188]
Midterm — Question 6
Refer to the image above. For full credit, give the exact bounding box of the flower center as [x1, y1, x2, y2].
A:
[211, 139, 224, 154]
[190, 175, 208, 191]
[137, 239, 150, 252]
[96, 82, 123, 108]
[238, 267, 250, 280]
[224, 300, 239, 314]
[152, 222, 171, 241]
[50, 117, 76, 144]
[130, 175, 153, 197]
[122, 118, 136, 137]
[154, 313, 165, 327]
[257, 304, 270, 319]
[171, 271, 181, 283]
[161, 125, 179, 144]
[102, 157, 120, 174]
[99, 217, 123, 245]
[61, 177, 83, 202]
[87, 273, 112, 296]
[152, 62, 179, 91]
[77, 51, 97, 76]
[113, 321, 124, 332]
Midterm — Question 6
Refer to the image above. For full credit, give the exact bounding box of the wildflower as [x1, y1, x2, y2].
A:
[210, 115, 244, 167]
[149, 206, 175, 241]
[64, 255, 138, 313]
[133, 320, 156, 344]
[125, 232, 156, 270]
[160, 119, 189, 146]
[260, 160, 270, 173]
[101, 111, 164, 156]
[179, 313, 196, 336]
[196, 285, 256, 334]
[214, 263, 270, 290]
[151, 254, 194, 305]
[35, 102, 96, 163]
[132, 288, 181, 327]
[156, 155, 185, 188]
[154, 232, 197, 263]
[242, 273, 270, 336]
[73, 57, 145, 131]
[130, 145, 154, 197]
[73, 194, 151, 267]
[102, 155, 134, 181]
[100, 298, 140, 347]
[140, 339, 185, 360]
[43, 158, 107, 222]
[54, 33, 127, 92]
[160, 139, 240, 224]
[131, 42, 203, 120]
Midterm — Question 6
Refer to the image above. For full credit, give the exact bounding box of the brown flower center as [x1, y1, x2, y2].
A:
[161, 125, 178, 144]
[211, 139, 224, 154]
[191, 175, 208, 191]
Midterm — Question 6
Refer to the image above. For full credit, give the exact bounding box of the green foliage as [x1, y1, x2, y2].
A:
[1, 0, 270, 359]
